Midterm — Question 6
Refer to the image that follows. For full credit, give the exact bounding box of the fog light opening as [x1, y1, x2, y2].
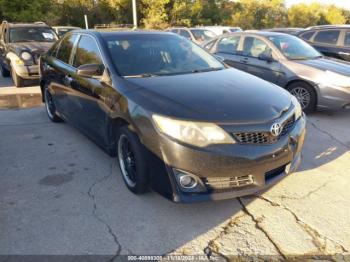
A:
[179, 174, 198, 189]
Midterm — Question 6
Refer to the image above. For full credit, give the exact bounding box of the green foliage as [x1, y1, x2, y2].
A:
[0, 0, 348, 29]
[0, 0, 53, 23]
[141, 0, 170, 29]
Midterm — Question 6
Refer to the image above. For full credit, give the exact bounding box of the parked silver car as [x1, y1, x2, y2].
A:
[204, 31, 350, 112]
[167, 27, 216, 45]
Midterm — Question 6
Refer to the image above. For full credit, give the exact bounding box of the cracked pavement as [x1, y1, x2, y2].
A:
[0, 83, 350, 259]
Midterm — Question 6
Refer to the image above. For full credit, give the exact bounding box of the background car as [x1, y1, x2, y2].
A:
[297, 25, 350, 62]
[167, 27, 216, 44]
[53, 26, 81, 37]
[0, 21, 58, 87]
[40, 30, 305, 203]
[204, 31, 350, 112]
[264, 27, 303, 35]
[200, 26, 242, 36]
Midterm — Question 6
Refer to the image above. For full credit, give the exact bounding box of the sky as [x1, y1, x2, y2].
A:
[285, 0, 350, 10]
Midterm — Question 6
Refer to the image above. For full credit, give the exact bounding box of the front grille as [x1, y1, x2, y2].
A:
[202, 175, 254, 192]
[233, 115, 295, 145]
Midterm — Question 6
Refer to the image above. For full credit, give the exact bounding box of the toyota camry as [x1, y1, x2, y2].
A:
[40, 30, 306, 202]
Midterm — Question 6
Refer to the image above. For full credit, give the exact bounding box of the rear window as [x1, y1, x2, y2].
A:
[314, 30, 340, 45]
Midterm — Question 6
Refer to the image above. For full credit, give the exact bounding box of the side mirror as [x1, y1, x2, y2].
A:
[77, 64, 104, 78]
[258, 53, 274, 63]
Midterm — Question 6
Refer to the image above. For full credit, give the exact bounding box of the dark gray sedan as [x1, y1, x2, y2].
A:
[204, 31, 350, 112]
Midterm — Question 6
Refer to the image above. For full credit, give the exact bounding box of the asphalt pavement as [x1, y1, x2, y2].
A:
[0, 76, 349, 260]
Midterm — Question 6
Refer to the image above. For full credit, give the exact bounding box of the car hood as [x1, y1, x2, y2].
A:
[292, 58, 350, 76]
[123, 68, 292, 123]
[8, 42, 54, 55]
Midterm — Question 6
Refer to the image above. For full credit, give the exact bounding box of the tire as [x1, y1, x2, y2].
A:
[0, 63, 10, 77]
[117, 126, 149, 194]
[286, 82, 317, 113]
[11, 66, 25, 87]
[44, 86, 62, 122]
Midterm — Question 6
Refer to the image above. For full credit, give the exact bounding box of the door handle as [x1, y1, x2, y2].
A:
[64, 75, 73, 86]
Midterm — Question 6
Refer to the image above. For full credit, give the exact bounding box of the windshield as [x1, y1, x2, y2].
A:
[104, 34, 224, 77]
[190, 29, 216, 42]
[267, 35, 321, 60]
[9, 27, 58, 43]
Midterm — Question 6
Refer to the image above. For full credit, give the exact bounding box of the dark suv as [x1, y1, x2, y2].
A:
[0, 21, 58, 87]
[297, 25, 350, 62]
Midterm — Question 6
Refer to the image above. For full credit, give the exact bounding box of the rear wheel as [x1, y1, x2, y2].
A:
[11, 66, 25, 87]
[0, 63, 10, 77]
[117, 126, 149, 194]
[44, 86, 62, 122]
[287, 82, 316, 113]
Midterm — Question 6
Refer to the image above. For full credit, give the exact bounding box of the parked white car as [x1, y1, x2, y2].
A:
[200, 26, 242, 36]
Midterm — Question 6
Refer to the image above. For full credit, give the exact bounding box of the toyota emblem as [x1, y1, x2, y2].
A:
[271, 123, 282, 137]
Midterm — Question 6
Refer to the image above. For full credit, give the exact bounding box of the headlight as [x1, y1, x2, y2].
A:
[325, 70, 350, 88]
[20, 51, 32, 61]
[152, 114, 235, 147]
[291, 96, 302, 120]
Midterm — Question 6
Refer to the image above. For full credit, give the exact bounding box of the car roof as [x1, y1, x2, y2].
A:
[237, 31, 292, 37]
[305, 24, 350, 30]
[53, 26, 81, 29]
[72, 29, 176, 38]
[5, 23, 50, 28]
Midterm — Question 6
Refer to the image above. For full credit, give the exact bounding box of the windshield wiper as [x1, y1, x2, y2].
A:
[192, 67, 224, 73]
[124, 73, 159, 78]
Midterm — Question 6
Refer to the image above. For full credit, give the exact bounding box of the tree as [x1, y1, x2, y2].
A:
[0, 0, 53, 23]
[141, 0, 170, 29]
[324, 5, 346, 24]
[230, 0, 287, 29]
[287, 2, 323, 27]
[168, 0, 193, 26]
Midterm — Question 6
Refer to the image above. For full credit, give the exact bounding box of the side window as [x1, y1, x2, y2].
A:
[300, 31, 315, 41]
[314, 30, 340, 45]
[170, 29, 178, 34]
[243, 37, 271, 58]
[179, 29, 191, 39]
[73, 35, 103, 68]
[344, 32, 350, 46]
[56, 34, 77, 64]
[217, 35, 241, 55]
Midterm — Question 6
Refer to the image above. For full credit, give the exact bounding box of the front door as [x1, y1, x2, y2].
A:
[69, 35, 111, 147]
[240, 36, 280, 84]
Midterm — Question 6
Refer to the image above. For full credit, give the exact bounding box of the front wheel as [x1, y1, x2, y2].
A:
[117, 126, 149, 194]
[44, 87, 62, 122]
[287, 82, 317, 113]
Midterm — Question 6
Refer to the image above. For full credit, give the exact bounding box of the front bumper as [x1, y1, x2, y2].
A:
[317, 83, 350, 110]
[151, 114, 306, 203]
[13, 64, 39, 79]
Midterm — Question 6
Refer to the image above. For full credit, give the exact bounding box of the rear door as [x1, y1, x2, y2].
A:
[240, 36, 280, 83]
[213, 35, 244, 70]
[47, 33, 78, 118]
